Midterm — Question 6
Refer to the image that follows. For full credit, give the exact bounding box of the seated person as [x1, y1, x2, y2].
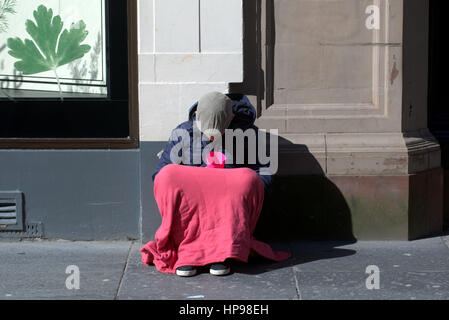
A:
[141, 92, 290, 277]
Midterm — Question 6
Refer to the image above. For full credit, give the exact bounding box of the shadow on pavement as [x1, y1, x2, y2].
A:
[229, 241, 357, 276]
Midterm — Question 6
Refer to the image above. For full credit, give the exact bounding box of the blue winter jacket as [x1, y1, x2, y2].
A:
[152, 94, 273, 195]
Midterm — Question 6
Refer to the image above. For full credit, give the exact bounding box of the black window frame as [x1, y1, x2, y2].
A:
[0, 0, 139, 149]
[428, 0, 449, 168]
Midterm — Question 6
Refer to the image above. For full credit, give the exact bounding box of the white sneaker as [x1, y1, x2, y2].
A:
[210, 262, 231, 276]
[176, 266, 197, 277]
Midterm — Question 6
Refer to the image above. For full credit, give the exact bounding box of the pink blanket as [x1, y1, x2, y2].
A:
[140, 164, 291, 274]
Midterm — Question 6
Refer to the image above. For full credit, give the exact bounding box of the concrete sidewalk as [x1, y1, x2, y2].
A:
[1, 235, 449, 300]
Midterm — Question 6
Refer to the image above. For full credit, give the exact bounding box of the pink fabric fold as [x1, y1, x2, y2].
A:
[140, 164, 291, 274]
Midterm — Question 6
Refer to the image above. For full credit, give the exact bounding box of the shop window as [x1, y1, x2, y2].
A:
[0, 0, 138, 148]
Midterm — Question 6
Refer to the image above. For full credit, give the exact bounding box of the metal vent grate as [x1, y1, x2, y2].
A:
[0, 222, 44, 239]
[0, 201, 17, 224]
[0, 192, 24, 232]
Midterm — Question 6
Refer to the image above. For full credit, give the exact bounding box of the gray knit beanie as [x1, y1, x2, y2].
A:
[196, 92, 233, 137]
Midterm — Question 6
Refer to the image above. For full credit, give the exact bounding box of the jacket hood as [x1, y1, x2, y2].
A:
[188, 94, 256, 131]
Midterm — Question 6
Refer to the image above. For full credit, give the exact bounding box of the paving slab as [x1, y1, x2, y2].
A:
[0, 240, 132, 300]
[290, 236, 449, 300]
[290, 237, 449, 272]
[117, 243, 298, 300]
[296, 271, 449, 300]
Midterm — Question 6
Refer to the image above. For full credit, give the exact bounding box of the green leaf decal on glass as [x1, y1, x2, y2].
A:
[6, 5, 91, 98]
[0, 0, 17, 99]
[0, 0, 17, 33]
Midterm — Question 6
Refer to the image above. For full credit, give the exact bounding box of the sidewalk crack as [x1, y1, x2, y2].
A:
[292, 267, 301, 300]
[288, 241, 301, 300]
[114, 241, 134, 300]
[442, 234, 449, 250]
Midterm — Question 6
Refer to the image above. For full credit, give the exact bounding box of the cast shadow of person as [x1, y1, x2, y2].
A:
[232, 129, 357, 276]
[227, 0, 356, 275]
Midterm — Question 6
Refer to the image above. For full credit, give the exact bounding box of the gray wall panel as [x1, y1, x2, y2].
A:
[140, 142, 166, 244]
[0, 150, 141, 240]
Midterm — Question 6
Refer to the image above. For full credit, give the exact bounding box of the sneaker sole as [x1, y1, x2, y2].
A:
[176, 269, 197, 277]
[210, 268, 231, 276]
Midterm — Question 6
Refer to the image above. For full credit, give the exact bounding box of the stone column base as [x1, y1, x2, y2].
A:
[275, 129, 441, 176]
[255, 168, 444, 241]
[253, 129, 444, 240]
